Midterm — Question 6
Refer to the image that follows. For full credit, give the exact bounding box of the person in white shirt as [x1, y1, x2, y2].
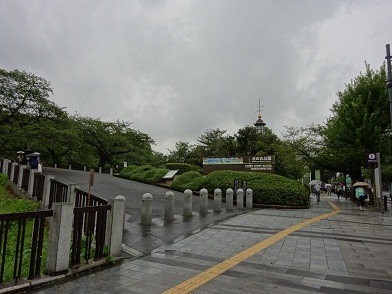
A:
[314, 183, 321, 202]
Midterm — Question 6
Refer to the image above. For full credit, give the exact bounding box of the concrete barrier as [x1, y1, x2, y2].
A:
[214, 188, 222, 212]
[141, 193, 153, 225]
[237, 188, 244, 208]
[200, 188, 208, 213]
[164, 191, 175, 221]
[226, 188, 233, 210]
[183, 189, 193, 217]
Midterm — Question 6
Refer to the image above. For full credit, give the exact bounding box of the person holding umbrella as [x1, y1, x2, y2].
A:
[353, 182, 369, 211]
[325, 183, 332, 195]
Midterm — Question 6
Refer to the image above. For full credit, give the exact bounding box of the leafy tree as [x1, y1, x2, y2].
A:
[74, 115, 155, 168]
[283, 63, 391, 183]
[274, 141, 306, 180]
[235, 126, 259, 155]
[0, 68, 67, 158]
[167, 141, 196, 163]
[0, 69, 65, 124]
[197, 128, 236, 157]
[323, 63, 390, 182]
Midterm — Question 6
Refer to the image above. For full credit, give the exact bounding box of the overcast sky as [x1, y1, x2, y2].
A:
[1, 0, 391, 154]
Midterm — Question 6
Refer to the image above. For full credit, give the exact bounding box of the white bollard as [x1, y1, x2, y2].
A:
[237, 188, 244, 208]
[141, 193, 153, 225]
[246, 189, 253, 208]
[54, 163, 57, 169]
[200, 188, 208, 213]
[226, 188, 234, 210]
[164, 191, 175, 221]
[183, 189, 193, 217]
[214, 188, 222, 212]
[99, 167, 102, 173]
[83, 166, 87, 172]
[68, 165, 71, 170]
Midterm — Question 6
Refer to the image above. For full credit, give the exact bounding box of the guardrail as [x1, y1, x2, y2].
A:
[0, 158, 125, 289]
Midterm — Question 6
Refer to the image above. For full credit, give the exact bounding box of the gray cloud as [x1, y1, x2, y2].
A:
[1, 0, 390, 153]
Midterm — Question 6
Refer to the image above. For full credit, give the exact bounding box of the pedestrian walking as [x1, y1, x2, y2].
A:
[326, 184, 332, 196]
[337, 185, 343, 199]
[314, 183, 321, 202]
[355, 186, 366, 211]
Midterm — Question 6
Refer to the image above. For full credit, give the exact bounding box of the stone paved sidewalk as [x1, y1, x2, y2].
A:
[32, 193, 392, 293]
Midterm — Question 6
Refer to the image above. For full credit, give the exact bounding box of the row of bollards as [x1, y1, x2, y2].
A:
[141, 188, 253, 225]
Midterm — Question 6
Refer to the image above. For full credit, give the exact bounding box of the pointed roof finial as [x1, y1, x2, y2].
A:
[257, 100, 264, 119]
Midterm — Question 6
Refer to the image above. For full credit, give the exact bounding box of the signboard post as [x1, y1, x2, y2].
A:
[368, 153, 383, 214]
[233, 179, 239, 196]
[242, 180, 247, 193]
[88, 169, 94, 205]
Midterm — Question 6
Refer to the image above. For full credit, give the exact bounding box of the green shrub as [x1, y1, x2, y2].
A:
[202, 170, 309, 207]
[165, 163, 202, 175]
[144, 167, 169, 184]
[118, 165, 139, 178]
[119, 165, 169, 185]
[170, 171, 206, 192]
[0, 173, 8, 188]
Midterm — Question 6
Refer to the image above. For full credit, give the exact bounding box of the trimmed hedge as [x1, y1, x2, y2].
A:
[164, 163, 202, 175]
[173, 170, 309, 207]
[119, 165, 169, 185]
[119, 166, 309, 207]
[170, 171, 205, 192]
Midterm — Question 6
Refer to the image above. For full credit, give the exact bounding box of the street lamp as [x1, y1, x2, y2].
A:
[254, 115, 266, 133]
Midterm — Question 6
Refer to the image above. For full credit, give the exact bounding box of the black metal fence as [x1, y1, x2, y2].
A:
[0, 210, 53, 285]
[12, 165, 19, 185]
[71, 205, 111, 266]
[48, 179, 68, 209]
[0, 160, 113, 285]
[32, 173, 45, 201]
[21, 168, 30, 192]
[7, 163, 11, 178]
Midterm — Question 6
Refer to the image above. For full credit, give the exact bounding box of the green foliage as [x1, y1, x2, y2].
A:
[119, 165, 169, 184]
[73, 115, 155, 168]
[118, 165, 139, 178]
[0, 185, 40, 213]
[290, 63, 392, 183]
[0, 173, 8, 187]
[202, 170, 309, 206]
[165, 163, 202, 175]
[170, 171, 205, 192]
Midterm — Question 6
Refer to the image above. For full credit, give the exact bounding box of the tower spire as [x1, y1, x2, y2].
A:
[257, 100, 263, 119]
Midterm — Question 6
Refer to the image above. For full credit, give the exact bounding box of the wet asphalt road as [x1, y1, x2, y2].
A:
[43, 167, 248, 254]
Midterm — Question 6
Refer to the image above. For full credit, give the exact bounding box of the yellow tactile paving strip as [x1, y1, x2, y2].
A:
[163, 194, 341, 294]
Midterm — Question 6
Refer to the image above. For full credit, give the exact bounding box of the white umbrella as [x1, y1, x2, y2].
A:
[352, 182, 369, 187]
[309, 180, 322, 185]
[325, 184, 332, 187]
